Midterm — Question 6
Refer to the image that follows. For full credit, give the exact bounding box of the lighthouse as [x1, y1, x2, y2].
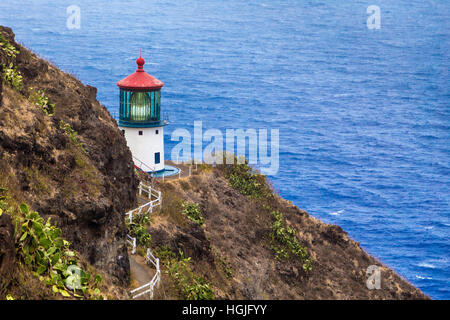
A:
[117, 55, 167, 173]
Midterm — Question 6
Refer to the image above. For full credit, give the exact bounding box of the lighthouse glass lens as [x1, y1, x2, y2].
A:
[130, 92, 151, 121]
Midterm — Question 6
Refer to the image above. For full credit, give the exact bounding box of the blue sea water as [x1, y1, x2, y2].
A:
[1, 0, 449, 299]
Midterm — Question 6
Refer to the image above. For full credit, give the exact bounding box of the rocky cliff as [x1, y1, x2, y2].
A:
[147, 164, 429, 299]
[0, 26, 138, 295]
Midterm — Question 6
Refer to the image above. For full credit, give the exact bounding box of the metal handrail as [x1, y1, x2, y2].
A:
[125, 183, 162, 223]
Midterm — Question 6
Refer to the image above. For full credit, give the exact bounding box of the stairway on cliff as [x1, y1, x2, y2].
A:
[128, 250, 160, 300]
[126, 181, 163, 300]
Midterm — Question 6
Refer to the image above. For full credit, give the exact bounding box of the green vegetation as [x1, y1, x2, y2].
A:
[126, 213, 152, 247]
[74, 156, 86, 168]
[0, 188, 103, 299]
[1, 33, 22, 91]
[159, 190, 187, 226]
[181, 201, 204, 226]
[154, 245, 177, 261]
[16, 203, 104, 299]
[0, 187, 104, 300]
[212, 247, 233, 279]
[2, 62, 22, 91]
[59, 120, 86, 152]
[0, 188, 6, 221]
[136, 247, 146, 257]
[2, 34, 56, 114]
[164, 249, 215, 300]
[219, 157, 312, 271]
[0, 33, 19, 59]
[28, 88, 55, 116]
[270, 210, 312, 272]
[221, 160, 270, 198]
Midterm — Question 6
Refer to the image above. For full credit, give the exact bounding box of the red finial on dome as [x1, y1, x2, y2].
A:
[136, 50, 145, 71]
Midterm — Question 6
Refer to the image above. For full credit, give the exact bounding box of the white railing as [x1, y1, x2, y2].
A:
[125, 183, 162, 224]
[124, 161, 164, 300]
[127, 235, 136, 255]
[138, 182, 161, 202]
[130, 248, 161, 300]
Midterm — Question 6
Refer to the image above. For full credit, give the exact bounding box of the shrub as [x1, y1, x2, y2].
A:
[154, 245, 177, 261]
[1, 34, 22, 92]
[0, 33, 19, 59]
[182, 202, 204, 226]
[2, 62, 22, 91]
[212, 248, 233, 279]
[28, 88, 55, 116]
[16, 203, 104, 299]
[270, 210, 312, 272]
[59, 120, 86, 152]
[166, 250, 214, 300]
[126, 213, 151, 247]
[219, 159, 270, 198]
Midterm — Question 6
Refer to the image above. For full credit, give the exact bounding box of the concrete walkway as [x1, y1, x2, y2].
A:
[152, 160, 198, 182]
[129, 252, 157, 300]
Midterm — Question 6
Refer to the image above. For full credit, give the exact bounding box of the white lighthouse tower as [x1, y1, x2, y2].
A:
[117, 55, 167, 173]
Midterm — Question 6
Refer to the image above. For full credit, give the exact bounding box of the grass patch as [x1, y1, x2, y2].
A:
[159, 190, 186, 226]
[136, 247, 146, 258]
[23, 166, 50, 196]
[154, 245, 177, 261]
[60, 146, 102, 199]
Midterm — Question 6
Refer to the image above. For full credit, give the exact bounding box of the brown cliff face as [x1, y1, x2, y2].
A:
[149, 166, 429, 300]
[0, 26, 138, 286]
[0, 213, 15, 279]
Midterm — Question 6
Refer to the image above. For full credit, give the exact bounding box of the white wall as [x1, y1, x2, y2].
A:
[119, 126, 165, 172]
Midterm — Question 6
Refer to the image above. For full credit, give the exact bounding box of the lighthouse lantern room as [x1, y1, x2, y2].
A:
[117, 55, 167, 172]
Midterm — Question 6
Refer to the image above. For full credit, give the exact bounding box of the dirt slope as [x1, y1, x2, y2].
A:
[149, 167, 429, 300]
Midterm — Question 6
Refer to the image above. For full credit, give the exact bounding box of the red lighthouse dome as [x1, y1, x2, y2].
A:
[116, 55, 164, 90]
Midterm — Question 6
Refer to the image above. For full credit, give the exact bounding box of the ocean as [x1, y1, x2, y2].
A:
[0, 0, 448, 299]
